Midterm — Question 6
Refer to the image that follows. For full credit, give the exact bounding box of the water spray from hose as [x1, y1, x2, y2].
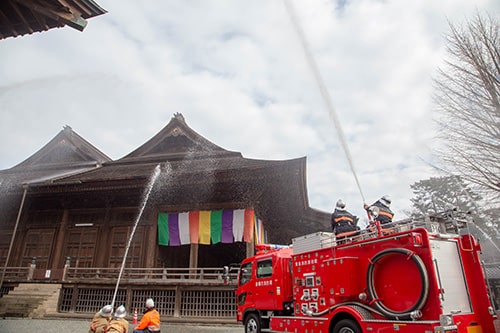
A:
[111, 164, 162, 307]
[284, 0, 366, 204]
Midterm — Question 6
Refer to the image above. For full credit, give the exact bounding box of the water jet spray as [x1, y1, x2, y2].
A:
[111, 164, 162, 307]
[284, 0, 366, 205]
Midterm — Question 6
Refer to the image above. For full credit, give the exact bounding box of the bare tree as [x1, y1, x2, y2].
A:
[433, 13, 500, 196]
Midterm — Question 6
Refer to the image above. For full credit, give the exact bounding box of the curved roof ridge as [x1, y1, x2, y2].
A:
[11, 125, 111, 169]
[117, 113, 242, 163]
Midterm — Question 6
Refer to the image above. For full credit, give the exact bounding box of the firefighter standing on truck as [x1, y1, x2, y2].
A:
[331, 199, 359, 235]
[133, 298, 161, 333]
[88, 304, 113, 333]
[365, 195, 394, 226]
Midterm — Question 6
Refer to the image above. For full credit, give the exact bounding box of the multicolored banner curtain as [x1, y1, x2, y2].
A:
[158, 209, 265, 246]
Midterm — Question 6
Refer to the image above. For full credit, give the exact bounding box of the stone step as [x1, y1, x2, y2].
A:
[0, 283, 61, 318]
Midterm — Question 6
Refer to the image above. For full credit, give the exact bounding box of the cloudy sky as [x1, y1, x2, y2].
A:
[1, 0, 498, 224]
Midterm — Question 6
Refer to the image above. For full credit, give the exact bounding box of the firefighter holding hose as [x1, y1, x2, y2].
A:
[88, 304, 113, 333]
[364, 195, 394, 226]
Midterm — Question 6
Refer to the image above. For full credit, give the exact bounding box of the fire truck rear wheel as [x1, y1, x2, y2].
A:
[244, 313, 261, 333]
[332, 319, 361, 333]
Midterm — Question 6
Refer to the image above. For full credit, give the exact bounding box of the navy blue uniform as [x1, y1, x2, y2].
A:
[331, 209, 358, 235]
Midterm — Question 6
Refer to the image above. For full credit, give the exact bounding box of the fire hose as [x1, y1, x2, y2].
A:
[366, 248, 430, 320]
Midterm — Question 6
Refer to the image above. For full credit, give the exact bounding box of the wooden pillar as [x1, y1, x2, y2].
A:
[189, 243, 198, 269]
[174, 285, 181, 317]
[143, 225, 156, 267]
[95, 208, 112, 267]
[246, 241, 254, 258]
[51, 209, 69, 269]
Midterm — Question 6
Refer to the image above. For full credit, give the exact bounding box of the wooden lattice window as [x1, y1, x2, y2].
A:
[132, 289, 176, 316]
[109, 226, 144, 268]
[64, 228, 98, 267]
[22, 229, 55, 268]
[180, 289, 236, 317]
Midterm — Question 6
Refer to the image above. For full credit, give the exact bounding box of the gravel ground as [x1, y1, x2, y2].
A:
[0, 318, 242, 333]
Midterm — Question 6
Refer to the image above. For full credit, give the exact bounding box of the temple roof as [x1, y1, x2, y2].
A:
[0, 125, 110, 186]
[116, 113, 242, 164]
[45, 114, 305, 189]
[0, 0, 106, 40]
[0, 114, 330, 242]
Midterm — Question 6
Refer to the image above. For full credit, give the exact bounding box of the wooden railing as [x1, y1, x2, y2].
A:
[65, 266, 239, 284]
[1, 267, 31, 281]
[1, 265, 239, 285]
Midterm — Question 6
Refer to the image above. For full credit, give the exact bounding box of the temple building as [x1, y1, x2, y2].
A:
[0, 113, 329, 277]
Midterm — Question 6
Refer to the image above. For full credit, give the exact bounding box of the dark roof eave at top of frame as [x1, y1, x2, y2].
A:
[0, 0, 107, 40]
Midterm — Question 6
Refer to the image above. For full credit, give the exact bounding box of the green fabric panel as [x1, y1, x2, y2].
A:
[210, 210, 222, 244]
[158, 212, 169, 246]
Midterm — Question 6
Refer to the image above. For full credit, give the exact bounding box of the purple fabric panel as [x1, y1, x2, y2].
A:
[168, 213, 181, 246]
[221, 210, 234, 243]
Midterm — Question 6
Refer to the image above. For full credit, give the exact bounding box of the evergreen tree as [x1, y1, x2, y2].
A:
[409, 176, 500, 262]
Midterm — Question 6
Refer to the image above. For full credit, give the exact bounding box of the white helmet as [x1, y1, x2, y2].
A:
[145, 298, 155, 308]
[336, 199, 346, 210]
[380, 195, 391, 207]
[99, 305, 113, 317]
[114, 305, 127, 319]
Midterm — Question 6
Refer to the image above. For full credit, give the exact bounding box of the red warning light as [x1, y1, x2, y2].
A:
[413, 233, 423, 246]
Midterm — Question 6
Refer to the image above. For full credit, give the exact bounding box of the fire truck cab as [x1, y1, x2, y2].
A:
[233, 213, 498, 333]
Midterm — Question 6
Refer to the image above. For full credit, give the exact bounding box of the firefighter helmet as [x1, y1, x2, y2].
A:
[145, 298, 155, 308]
[114, 305, 127, 318]
[336, 199, 346, 210]
[99, 304, 113, 317]
[380, 195, 391, 207]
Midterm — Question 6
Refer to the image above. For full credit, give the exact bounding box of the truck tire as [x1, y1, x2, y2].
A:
[244, 313, 261, 333]
[332, 319, 361, 333]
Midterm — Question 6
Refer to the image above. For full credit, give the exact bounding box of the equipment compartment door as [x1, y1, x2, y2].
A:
[430, 239, 472, 314]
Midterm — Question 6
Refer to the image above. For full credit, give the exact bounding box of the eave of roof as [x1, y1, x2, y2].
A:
[0, 125, 110, 188]
[0, 0, 106, 40]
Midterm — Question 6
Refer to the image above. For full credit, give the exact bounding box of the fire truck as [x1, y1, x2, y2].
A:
[229, 211, 499, 333]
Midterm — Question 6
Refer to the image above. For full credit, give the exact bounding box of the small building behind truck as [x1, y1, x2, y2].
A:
[231, 212, 499, 333]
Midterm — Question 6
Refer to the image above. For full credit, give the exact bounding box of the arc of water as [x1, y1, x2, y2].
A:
[111, 164, 162, 307]
[284, 0, 366, 204]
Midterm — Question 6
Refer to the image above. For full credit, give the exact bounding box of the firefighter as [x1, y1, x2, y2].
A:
[88, 304, 113, 333]
[107, 305, 129, 333]
[364, 195, 394, 226]
[133, 298, 161, 333]
[331, 199, 359, 235]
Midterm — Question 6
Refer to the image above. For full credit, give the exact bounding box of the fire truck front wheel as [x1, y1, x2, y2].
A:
[332, 319, 361, 333]
[244, 313, 261, 333]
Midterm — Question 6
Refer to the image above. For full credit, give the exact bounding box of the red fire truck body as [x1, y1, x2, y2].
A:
[234, 218, 498, 333]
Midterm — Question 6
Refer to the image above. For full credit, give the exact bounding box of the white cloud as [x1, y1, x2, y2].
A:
[1, 0, 498, 222]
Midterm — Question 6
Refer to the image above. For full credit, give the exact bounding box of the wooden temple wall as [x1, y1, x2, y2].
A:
[1, 205, 252, 271]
